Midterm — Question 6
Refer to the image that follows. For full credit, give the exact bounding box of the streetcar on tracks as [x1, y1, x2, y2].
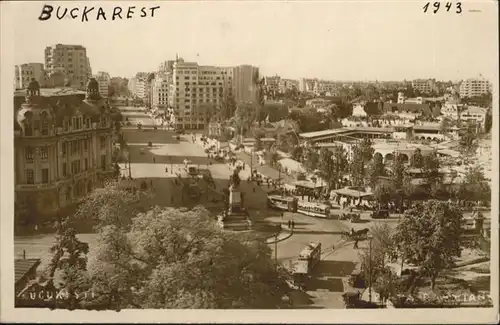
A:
[296, 200, 330, 218]
[291, 242, 322, 289]
[267, 195, 298, 212]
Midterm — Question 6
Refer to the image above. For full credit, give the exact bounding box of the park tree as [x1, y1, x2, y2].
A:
[317, 148, 344, 191]
[367, 152, 386, 188]
[422, 152, 441, 184]
[291, 146, 304, 162]
[359, 138, 375, 163]
[410, 148, 424, 168]
[373, 183, 394, 208]
[389, 155, 407, 211]
[349, 144, 366, 187]
[458, 166, 491, 206]
[304, 149, 320, 172]
[73, 180, 154, 229]
[89, 206, 290, 309]
[254, 137, 263, 151]
[45, 217, 91, 309]
[392, 200, 464, 290]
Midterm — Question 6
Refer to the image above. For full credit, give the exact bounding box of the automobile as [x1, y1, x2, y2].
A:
[176, 135, 181, 140]
[175, 129, 185, 134]
[350, 214, 361, 223]
[371, 209, 389, 219]
[147, 141, 152, 147]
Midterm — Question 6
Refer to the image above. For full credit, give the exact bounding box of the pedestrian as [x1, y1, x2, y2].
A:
[353, 238, 359, 249]
[165, 166, 168, 173]
[153, 157, 156, 164]
[281, 212, 284, 220]
[288, 220, 291, 228]
[291, 220, 295, 229]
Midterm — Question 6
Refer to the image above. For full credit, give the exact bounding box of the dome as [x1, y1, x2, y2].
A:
[85, 78, 101, 101]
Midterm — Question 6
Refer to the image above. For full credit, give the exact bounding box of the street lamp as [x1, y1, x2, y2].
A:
[367, 233, 374, 303]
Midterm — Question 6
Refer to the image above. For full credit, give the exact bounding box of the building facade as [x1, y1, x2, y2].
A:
[232, 65, 259, 103]
[95, 71, 111, 97]
[459, 78, 492, 98]
[411, 79, 438, 94]
[264, 76, 281, 94]
[15, 63, 45, 90]
[44, 44, 92, 90]
[168, 58, 233, 130]
[14, 78, 115, 223]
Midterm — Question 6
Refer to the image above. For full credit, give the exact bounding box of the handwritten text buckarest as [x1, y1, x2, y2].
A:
[38, 5, 161, 21]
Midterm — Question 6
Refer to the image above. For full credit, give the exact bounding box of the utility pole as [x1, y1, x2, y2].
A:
[128, 151, 132, 178]
[275, 234, 278, 271]
[369, 235, 373, 303]
[250, 148, 253, 180]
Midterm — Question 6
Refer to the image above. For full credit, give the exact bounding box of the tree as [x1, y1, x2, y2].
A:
[393, 200, 463, 290]
[349, 143, 367, 187]
[304, 149, 319, 172]
[422, 152, 441, 184]
[373, 183, 394, 208]
[266, 151, 280, 168]
[254, 137, 263, 151]
[410, 149, 424, 168]
[90, 206, 290, 309]
[484, 109, 492, 133]
[46, 217, 90, 309]
[390, 155, 407, 211]
[291, 146, 303, 162]
[73, 181, 154, 230]
[367, 152, 385, 188]
[359, 139, 374, 163]
[459, 124, 478, 155]
[108, 85, 116, 98]
[458, 166, 491, 206]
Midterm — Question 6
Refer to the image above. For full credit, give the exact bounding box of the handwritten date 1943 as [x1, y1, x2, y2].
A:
[423, 2, 462, 14]
[39, 5, 161, 21]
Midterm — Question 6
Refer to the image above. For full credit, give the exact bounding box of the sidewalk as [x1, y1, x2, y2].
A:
[266, 227, 293, 244]
[235, 151, 296, 185]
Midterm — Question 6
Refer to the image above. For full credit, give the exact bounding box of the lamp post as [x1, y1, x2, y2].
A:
[368, 234, 373, 303]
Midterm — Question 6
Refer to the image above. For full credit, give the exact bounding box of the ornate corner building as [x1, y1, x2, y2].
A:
[14, 78, 115, 224]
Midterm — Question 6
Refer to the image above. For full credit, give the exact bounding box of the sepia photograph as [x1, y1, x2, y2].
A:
[1, 0, 498, 323]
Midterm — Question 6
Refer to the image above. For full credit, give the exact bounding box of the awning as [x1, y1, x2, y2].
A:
[333, 187, 373, 198]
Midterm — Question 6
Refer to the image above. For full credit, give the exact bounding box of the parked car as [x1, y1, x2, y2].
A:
[371, 209, 389, 219]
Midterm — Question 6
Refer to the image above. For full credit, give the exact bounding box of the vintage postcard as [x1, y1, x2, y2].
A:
[1, 0, 498, 323]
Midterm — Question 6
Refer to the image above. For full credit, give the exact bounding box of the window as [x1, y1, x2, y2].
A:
[62, 142, 67, 156]
[83, 140, 88, 151]
[26, 169, 34, 184]
[71, 161, 78, 174]
[84, 158, 88, 170]
[33, 121, 40, 133]
[71, 141, 78, 155]
[42, 168, 49, 184]
[40, 146, 48, 159]
[101, 155, 106, 170]
[25, 147, 34, 162]
[63, 163, 67, 177]
[100, 136, 106, 149]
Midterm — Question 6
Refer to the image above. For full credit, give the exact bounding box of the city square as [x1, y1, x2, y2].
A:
[6, 0, 496, 318]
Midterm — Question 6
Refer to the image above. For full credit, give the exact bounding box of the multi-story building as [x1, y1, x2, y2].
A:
[299, 78, 315, 92]
[128, 72, 149, 99]
[14, 78, 115, 223]
[459, 77, 492, 98]
[232, 65, 259, 103]
[15, 63, 45, 89]
[152, 75, 172, 112]
[44, 44, 92, 90]
[169, 58, 233, 130]
[411, 79, 438, 94]
[264, 76, 281, 94]
[94, 71, 111, 97]
[279, 79, 299, 93]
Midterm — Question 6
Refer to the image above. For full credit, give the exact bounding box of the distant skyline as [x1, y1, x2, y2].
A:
[7, 0, 498, 82]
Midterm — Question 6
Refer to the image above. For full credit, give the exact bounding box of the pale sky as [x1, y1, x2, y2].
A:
[7, 0, 499, 81]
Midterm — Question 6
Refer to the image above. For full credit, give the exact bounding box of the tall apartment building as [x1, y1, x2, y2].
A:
[14, 78, 115, 223]
[459, 77, 492, 98]
[94, 71, 111, 97]
[128, 72, 149, 99]
[152, 74, 172, 111]
[168, 58, 233, 130]
[232, 65, 259, 104]
[44, 44, 92, 90]
[15, 63, 45, 89]
[411, 79, 438, 94]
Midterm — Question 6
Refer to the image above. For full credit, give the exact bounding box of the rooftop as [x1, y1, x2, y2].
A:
[14, 88, 86, 98]
[15, 259, 41, 284]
